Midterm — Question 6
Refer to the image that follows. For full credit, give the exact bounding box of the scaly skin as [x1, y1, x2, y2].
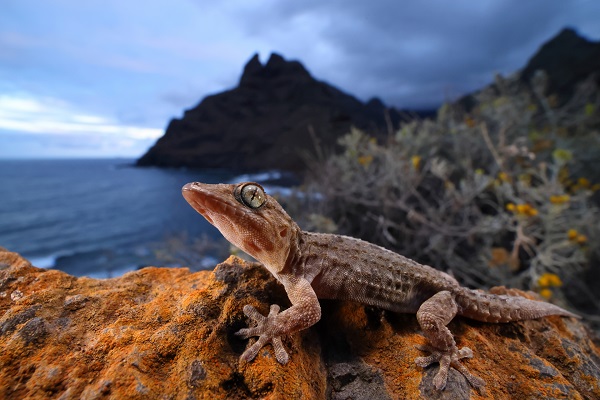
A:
[182, 181, 579, 392]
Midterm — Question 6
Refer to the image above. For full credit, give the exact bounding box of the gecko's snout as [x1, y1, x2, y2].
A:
[182, 182, 215, 224]
[182, 182, 199, 192]
[182, 182, 205, 206]
[182, 182, 212, 206]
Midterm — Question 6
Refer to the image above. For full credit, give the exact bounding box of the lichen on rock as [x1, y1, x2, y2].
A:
[0, 247, 598, 399]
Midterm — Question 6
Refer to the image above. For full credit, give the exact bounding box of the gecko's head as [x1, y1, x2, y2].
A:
[182, 181, 300, 271]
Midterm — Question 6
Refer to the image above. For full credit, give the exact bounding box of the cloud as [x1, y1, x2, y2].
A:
[0, 130, 157, 158]
[0, 94, 162, 139]
[0, 94, 163, 157]
[1, 0, 599, 158]
[223, 0, 600, 107]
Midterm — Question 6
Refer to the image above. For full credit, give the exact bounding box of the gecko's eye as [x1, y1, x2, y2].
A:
[237, 183, 266, 209]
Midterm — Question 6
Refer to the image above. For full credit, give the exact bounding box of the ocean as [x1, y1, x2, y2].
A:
[0, 159, 290, 278]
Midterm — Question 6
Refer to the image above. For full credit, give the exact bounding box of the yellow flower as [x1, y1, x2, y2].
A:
[538, 273, 563, 287]
[516, 204, 527, 214]
[538, 274, 549, 287]
[567, 229, 587, 245]
[548, 274, 562, 287]
[549, 194, 570, 204]
[585, 103, 595, 117]
[552, 149, 573, 164]
[411, 155, 421, 170]
[498, 172, 510, 183]
[577, 177, 591, 188]
[512, 203, 538, 217]
[539, 288, 553, 299]
[358, 155, 373, 167]
[570, 177, 596, 193]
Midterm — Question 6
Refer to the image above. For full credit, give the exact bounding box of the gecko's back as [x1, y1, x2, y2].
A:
[302, 232, 578, 323]
[301, 232, 459, 313]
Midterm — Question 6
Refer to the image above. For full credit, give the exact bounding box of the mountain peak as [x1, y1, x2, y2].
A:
[242, 53, 262, 77]
[265, 52, 286, 68]
[240, 52, 312, 86]
[520, 28, 600, 97]
[138, 51, 400, 172]
[554, 27, 580, 41]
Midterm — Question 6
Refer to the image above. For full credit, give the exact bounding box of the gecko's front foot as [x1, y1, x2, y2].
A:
[415, 345, 485, 391]
[235, 304, 289, 364]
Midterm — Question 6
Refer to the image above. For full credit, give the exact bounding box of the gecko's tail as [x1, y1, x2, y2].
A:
[453, 287, 580, 323]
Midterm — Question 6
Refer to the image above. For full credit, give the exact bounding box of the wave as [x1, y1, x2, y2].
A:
[23, 248, 138, 278]
[85, 264, 139, 279]
[26, 251, 72, 269]
[229, 170, 283, 184]
[23, 247, 219, 280]
[1, 160, 233, 279]
[229, 170, 302, 198]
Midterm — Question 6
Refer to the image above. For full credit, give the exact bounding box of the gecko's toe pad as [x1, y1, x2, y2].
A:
[415, 345, 485, 391]
[236, 303, 289, 365]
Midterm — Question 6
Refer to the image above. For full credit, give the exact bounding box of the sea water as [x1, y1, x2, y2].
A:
[0, 159, 289, 278]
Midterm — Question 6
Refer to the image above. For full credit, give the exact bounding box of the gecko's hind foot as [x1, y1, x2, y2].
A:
[415, 345, 485, 391]
[235, 304, 289, 364]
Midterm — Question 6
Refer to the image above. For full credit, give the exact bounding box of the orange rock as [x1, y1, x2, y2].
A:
[0, 247, 598, 399]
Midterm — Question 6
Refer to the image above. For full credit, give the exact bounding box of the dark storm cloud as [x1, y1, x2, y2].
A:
[1, 0, 599, 157]
[227, 0, 600, 108]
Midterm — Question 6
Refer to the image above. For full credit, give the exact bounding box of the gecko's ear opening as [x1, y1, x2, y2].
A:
[234, 182, 267, 209]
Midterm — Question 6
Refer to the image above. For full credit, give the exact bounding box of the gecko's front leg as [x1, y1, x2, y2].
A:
[415, 291, 486, 391]
[236, 304, 291, 364]
[235, 275, 321, 365]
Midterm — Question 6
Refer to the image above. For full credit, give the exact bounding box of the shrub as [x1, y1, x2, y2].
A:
[301, 71, 600, 316]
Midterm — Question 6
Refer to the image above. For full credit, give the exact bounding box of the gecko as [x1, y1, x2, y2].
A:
[182, 181, 579, 391]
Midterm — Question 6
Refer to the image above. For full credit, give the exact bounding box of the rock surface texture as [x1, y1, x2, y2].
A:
[1, 247, 599, 399]
[137, 53, 405, 172]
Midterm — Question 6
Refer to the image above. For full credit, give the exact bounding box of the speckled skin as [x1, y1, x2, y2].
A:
[182, 181, 579, 391]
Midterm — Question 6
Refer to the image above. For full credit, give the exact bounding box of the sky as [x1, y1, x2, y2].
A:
[1, 0, 599, 159]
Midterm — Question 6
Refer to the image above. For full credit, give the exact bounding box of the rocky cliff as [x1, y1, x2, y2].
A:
[137, 53, 405, 172]
[456, 28, 600, 113]
[520, 27, 600, 102]
[1, 247, 599, 399]
[138, 29, 599, 174]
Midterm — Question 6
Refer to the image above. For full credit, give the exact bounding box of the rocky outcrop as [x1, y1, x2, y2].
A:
[137, 53, 406, 172]
[455, 28, 600, 114]
[520, 28, 600, 102]
[1, 247, 599, 399]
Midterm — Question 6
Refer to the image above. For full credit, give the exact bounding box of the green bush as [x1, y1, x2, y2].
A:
[301, 71, 600, 316]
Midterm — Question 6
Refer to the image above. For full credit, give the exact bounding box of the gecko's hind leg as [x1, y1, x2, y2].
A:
[414, 291, 485, 391]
